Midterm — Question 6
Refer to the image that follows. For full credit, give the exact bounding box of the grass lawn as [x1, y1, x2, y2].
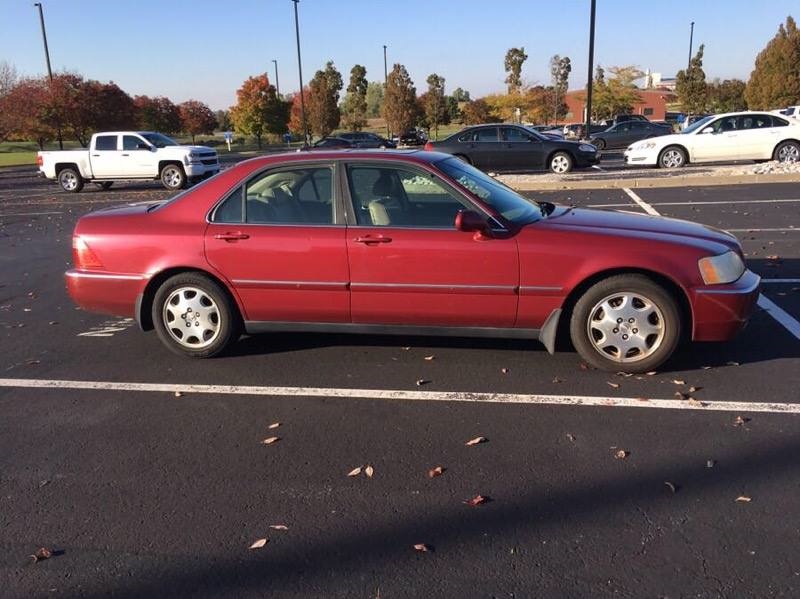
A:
[0, 151, 37, 167]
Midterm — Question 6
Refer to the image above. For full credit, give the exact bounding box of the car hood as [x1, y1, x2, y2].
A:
[628, 132, 685, 149]
[539, 206, 740, 251]
[165, 145, 216, 153]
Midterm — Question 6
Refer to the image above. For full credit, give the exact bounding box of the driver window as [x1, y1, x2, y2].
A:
[244, 166, 334, 225]
[500, 127, 531, 142]
[711, 116, 737, 133]
[123, 135, 145, 151]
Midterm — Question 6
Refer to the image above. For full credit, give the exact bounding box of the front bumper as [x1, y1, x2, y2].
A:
[185, 162, 220, 178]
[575, 152, 600, 167]
[624, 148, 658, 166]
[690, 269, 760, 341]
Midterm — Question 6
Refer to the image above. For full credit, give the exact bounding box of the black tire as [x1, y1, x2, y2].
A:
[160, 163, 186, 191]
[549, 151, 573, 174]
[152, 272, 240, 358]
[594, 138, 606, 150]
[658, 146, 687, 169]
[93, 181, 113, 190]
[569, 274, 681, 373]
[454, 154, 472, 165]
[58, 167, 84, 193]
[773, 140, 800, 163]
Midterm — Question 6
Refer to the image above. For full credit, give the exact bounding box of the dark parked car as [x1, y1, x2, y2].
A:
[337, 132, 396, 148]
[398, 128, 428, 146]
[425, 124, 600, 173]
[589, 121, 672, 150]
[307, 137, 352, 150]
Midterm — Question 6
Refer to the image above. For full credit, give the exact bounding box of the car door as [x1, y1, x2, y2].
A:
[499, 126, 545, 170]
[89, 134, 122, 177]
[122, 134, 158, 177]
[343, 161, 519, 327]
[688, 115, 741, 162]
[458, 127, 499, 170]
[735, 114, 781, 159]
[204, 162, 350, 323]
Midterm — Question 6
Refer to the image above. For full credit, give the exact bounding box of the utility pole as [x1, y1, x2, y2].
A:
[272, 59, 280, 97]
[34, 2, 62, 149]
[383, 44, 389, 139]
[291, 0, 309, 145]
[688, 21, 695, 70]
[584, 0, 596, 142]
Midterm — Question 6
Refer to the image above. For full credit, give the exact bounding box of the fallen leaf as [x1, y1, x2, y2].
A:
[416, 379, 430, 386]
[671, 379, 686, 385]
[579, 362, 590, 370]
[269, 524, 289, 530]
[674, 391, 689, 400]
[501, 368, 509, 374]
[614, 449, 629, 460]
[465, 436, 486, 446]
[424, 355, 435, 361]
[646, 371, 657, 376]
[607, 382, 620, 389]
[268, 422, 281, 429]
[30, 547, 53, 562]
[261, 436, 280, 445]
[413, 543, 431, 552]
[726, 361, 740, 366]
[48, 321, 58, 325]
[686, 398, 705, 407]
[733, 415, 750, 426]
[735, 495, 752, 503]
[464, 494, 489, 506]
[347, 466, 363, 477]
[664, 481, 677, 494]
[706, 459, 716, 468]
[565, 433, 576, 442]
[428, 466, 445, 478]
[688, 386, 702, 393]
[174, 391, 183, 397]
[25, 359, 40, 365]
[402, 346, 411, 351]
[365, 465, 374, 478]
[616, 372, 634, 378]
[552, 377, 563, 383]
[249, 538, 268, 549]
[702, 365, 712, 370]
[636, 397, 649, 402]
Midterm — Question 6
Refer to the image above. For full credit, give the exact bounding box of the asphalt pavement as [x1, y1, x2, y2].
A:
[1, 167, 799, 598]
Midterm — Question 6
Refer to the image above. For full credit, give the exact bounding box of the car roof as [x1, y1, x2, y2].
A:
[237, 149, 442, 169]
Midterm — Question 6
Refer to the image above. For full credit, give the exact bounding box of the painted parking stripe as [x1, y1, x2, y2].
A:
[622, 188, 660, 216]
[590, 198, 800, 208]
[757, 295, 800, 340]
[0, 211, 63, 217]
[0, 377, 799, 414]
[761, 279, 800, 284]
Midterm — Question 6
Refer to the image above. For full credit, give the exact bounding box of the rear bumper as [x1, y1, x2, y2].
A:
[690, 270, 760, 341]
[65, 269, 148, 318]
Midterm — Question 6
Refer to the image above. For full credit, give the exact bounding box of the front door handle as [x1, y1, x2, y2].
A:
[214, 232, 250, 241]
[121, 153, 130, 157]
[354, 235, 392, 244]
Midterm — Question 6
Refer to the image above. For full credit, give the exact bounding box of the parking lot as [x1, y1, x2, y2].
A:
[1, 166, 799, 597]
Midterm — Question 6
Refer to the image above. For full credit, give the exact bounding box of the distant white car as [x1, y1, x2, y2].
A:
[772, 106, 800, 119]
[624, 111, 800, 168]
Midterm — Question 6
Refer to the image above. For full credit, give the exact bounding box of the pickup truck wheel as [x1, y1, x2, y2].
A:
[93, 181, 113, 190]
[160, 164, 186, 190]
[58, 168, 84, 193]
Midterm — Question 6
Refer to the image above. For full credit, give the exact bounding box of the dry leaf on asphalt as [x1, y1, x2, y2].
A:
[261, 436, 280, 445]
[646, 371, 657, 376]
[465, 436, 486, 446]
[552, 377, 563, 383]
[706, 459, 716, 468]
[686, 398, 705, 407]
[726, 361, 740, 366]
[413, 543, 431, 552]
[607, 382, 620, 389]
[268, 422, 281, 429]
[501, 368, 509, 374]
[664, 481, 677, 494]
[424, 355, 435, 361]
[365, 465, 374, 478]
[616, 372, 634, 378]
[416, 379, 430, 386]
[671, 379, 686, 385]
[614, 449, 629, 460]
[30, 547, 53, 562]
[269, 524, 289, 530]
[735, 496, 752, 503]
[174, 391, 183, 397]
[347, 466, 363, 477]
[249, 538, 269, 549]
[565, 433, 576, 442]
[402, 346, 411, 351]
[464, 495, 489, 506]
[428, 466, 445, 478]
[733, 415, 750, 426]
[688, 386, 702, 393]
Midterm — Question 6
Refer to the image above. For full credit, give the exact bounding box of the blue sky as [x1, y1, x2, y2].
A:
[1, 0, 796, 110]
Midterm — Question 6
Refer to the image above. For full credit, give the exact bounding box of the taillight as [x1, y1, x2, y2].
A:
[423, 141, 433, 151]
[72, 235, 104, 269]
[37, 154, 43, 167]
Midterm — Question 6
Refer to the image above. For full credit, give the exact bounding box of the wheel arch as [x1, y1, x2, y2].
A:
[773, 138, 800, 159]
[55, 162, 81, 177]
[158, 160, 185, 175]
[658, 144, 690, 165]
[136, 266, 245, 331]
[557, 266, 693, 346]
[546, 148, 575, 166]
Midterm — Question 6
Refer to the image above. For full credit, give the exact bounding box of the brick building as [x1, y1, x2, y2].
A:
[563, 89, 677, 123]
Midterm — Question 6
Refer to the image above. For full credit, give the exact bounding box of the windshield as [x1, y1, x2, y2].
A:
[522, 126, 547, 141]
[436, 157, 542, 224]
[141, 132, 178, 148]
[682, 115, 714, 134]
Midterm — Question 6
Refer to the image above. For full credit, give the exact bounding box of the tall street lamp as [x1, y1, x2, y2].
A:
[33, 2, 62, 149]
[687, 21, 695, 70]
[383, 44, 389, 139]
[292, 0, 309, 145]
[584, 0, 596, 142]
[272, 59, 280, 97]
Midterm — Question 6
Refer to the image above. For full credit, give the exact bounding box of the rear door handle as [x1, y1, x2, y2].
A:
[354, 235, 392, 244]
[121, 153, 130, 156]
[92, 154, 100, 157]
[214, 232, 250, 241]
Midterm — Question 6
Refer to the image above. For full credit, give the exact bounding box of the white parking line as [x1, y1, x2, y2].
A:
[761, 279, 800, 284]
[0, 377, 799, 414]
[727, 228, 799, 232]
[757, 295, 800, 340]
[622, 188, 659, 215]
[590, 198, 800, 208]
[0, 211, 63, 217]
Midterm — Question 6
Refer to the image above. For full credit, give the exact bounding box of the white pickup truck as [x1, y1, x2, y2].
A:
[37, 131, 220, 192]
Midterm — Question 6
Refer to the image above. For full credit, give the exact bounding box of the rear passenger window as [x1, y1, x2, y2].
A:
[244, 167, 334, 225]
[212, 186, 244, 223]
[772, 116, 789, 127]
[476, 128, 498, 142]
[95, 135, 117, 151]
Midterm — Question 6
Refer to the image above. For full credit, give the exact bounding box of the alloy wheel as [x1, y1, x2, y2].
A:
[551, 155, 570, 173]
[586, 292, 665, 363]
[661, 149, 684, 168]
[60, 171, 78, 191]
[777, 144, 799, 163]
[162, 286, 220, 349]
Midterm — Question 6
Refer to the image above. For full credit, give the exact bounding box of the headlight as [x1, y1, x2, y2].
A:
[698, 251, 745, 284]
[578, 144, 596, 152]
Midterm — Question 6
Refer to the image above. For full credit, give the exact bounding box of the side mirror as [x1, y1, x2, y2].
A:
[700, 127, 714, 135]
[455, 210, 488, 233]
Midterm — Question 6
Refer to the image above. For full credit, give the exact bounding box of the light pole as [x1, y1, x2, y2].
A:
[584, 0, 596, 142]
[383, 44, 389, 139]
[687, 21, 695, 70]
[33, 2, 62, 149]
[272, 59, 280, 97]
[292, 0, 309, 145]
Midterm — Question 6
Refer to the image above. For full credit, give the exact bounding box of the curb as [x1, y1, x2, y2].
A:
[501, 172, 800, 191]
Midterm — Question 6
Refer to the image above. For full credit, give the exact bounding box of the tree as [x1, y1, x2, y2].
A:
[179, 100, 217, 142]
[550, 55, 571, 122]
[287, 88, 309, 136]
[230, 74, 288, 148]
[445, 95, 460, 123]
[215, 109, 231, 131]
[584, 65, 644, 120]
[706, 79, 747, 113]
[365, 81, 384, 118]
[676, 44, 707, 114]
[307, 61, 343, 138]
[460, 99, 494, 125]
[134, 95, 181, 133]
[383, 63, 417, 136]
[0, 61, 18, 98]
[452, 87, 470, 102]
[745, 16, 800, 109]
[341, 64, 368, 131]
[424, 73, 448, 139]
[504, 47, 528, 93]
[0, 77, 55, 148]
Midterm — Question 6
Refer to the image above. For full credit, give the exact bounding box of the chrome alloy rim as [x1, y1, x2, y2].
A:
[162, 286, 220, 349]
[162, 166, 183, 188]
[661, 149, 684, 168]
[586, 292, 665, 363]
[551, 155, 570, 173]
[60, 171, 78, 190]
[777, 144, 799, 163]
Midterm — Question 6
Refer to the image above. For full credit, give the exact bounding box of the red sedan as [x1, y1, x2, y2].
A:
[66, 150, 760, 373]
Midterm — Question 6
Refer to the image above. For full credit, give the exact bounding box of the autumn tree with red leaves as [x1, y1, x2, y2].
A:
[178, 100, 217, 142]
